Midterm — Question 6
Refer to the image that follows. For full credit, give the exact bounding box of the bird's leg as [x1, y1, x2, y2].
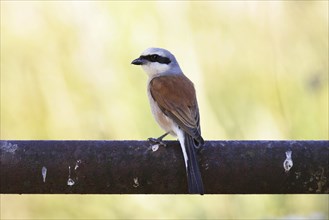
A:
[148, 132, 169, 147]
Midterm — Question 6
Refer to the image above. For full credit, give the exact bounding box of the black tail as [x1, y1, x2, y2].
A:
[184, 132, 204, 194]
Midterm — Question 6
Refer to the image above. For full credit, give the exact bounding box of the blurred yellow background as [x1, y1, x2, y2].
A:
[1, 1, 328, 219]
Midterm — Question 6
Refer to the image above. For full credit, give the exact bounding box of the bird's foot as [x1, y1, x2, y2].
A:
[148, 137, 167, 147]
[147, 132, 169, 148]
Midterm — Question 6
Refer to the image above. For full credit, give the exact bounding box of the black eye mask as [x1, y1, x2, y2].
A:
[140, 54, 171, 64]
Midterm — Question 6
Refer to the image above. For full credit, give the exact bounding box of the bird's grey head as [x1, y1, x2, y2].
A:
[131, 47, 182, 77]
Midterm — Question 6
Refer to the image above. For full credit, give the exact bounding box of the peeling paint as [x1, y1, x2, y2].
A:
[133, 177, 139, 188]
[283, 150, 293, 172]
[75, 159, 82, 170]
[0, 142, 18, 153]
[67, 178, 75, 186]
[151, 144, 159, 152]
[41, 166, 47, 183]
[67, 166, 75, 186]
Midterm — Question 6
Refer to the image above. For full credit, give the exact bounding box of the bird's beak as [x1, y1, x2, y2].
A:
[131, 57, 145, 65]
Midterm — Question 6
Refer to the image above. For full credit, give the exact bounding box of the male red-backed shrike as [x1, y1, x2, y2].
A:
[132, 47, 204, 194]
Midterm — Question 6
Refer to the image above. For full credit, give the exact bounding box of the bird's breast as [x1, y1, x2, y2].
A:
[147, 86, 177, 137]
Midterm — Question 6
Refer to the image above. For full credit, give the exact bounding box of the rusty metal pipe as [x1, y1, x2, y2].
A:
[1, 140, 328, 194]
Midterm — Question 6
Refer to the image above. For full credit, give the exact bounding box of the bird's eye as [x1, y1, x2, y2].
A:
[151, 55, 158, 61]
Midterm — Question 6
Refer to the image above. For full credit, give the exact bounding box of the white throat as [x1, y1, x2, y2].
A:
[142, 62, 171, 77]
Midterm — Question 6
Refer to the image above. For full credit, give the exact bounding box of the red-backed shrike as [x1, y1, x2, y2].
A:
[132, 47, 204, 194]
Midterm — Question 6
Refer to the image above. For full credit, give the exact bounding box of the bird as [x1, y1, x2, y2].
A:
[131, 47, 204, 194]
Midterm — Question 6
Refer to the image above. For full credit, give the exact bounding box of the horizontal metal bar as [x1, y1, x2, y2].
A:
[0, 140, 328, 194]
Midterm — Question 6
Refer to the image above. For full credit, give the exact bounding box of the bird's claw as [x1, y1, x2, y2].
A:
[148, 137, 167, 147]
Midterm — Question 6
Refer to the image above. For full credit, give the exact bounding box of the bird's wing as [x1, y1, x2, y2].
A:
[149, 75, 202, 139]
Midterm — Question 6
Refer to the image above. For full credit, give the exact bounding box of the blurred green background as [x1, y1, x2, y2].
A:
[1, 1, 328, 219]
